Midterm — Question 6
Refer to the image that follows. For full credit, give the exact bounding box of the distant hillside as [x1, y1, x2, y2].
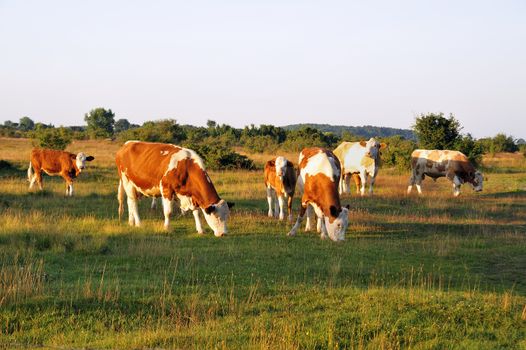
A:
[282, 123, 415, 140]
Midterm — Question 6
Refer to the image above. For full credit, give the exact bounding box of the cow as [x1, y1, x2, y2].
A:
[287, 147, 349, 241]
[28, 148, 95, 196]
[115, 141, 233, 236]
[264, 156, 297, 222]
[407, 149, 484, 196]
[333, 138, 386, 196]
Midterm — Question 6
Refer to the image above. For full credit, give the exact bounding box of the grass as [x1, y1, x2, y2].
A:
[0, 137, 525, 349]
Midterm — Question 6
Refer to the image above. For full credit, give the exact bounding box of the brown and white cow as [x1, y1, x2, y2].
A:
[264, 156, 297, 222]
[28, 148, 95, 196]
[408, 149, 483, 196]
[115, 141, 233, 236]
[333, 138, 386, 196]
[287, 148, 349, 241]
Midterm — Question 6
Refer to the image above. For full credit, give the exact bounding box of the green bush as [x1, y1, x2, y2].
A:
[31, 127, 72, 150]
[187, 142, 255, 170]
[380, 136, 417, 171]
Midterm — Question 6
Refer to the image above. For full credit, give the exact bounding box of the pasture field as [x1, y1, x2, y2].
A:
[1, 138, 525, 349]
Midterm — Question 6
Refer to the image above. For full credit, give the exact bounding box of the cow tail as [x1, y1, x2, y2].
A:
[27, 161, 33, 182]
[118, 178, 124, 221]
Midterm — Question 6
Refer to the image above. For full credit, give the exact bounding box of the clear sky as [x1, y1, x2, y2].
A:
[1, 0, 525, 138]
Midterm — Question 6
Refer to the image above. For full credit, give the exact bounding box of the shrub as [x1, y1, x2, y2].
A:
[31, 127, 72, 150]
[381, 136, 417, 171]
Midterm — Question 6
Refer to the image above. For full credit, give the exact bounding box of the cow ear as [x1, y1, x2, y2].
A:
[86, 156, 95, 161]
[359, 141, 367, 147]
[227, 201, 235, 208]
[329, 205, 340, 217]
[70, 154, 77, 160]
[345, 204, 350, 210]
[204, 205, 216, 214]
[380, 143, 387, 149]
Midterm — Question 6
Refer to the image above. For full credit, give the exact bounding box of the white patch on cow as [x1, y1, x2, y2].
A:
[302, 152, 336, 181]
[275, 156, 287, 178]
[165, 147, 206, 176]
[177, 193, 195, 212]
[201, 199, 230, 237]
[324, 208, 348, 241]
[160, 150, 169, 156]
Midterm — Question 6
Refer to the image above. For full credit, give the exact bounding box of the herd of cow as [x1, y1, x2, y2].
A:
[26, 138, 484, 242]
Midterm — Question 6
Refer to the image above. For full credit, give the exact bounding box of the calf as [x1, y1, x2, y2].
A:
[287, 148, 349, 241]
[115, 141, 233, 236]
[264, 156, 297, 221]
[408, 149, 483, 196]
[333, 138, 386, 196]
[28, 148, 94, 196]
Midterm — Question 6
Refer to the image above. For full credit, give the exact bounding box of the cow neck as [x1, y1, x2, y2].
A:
[182, 162, 221, 208]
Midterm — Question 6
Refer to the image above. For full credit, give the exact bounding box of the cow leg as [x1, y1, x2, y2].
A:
[305, 205, 313, 231]
[287, 194, 294, 223]
[161, 197, 172, 230]
[266, 187, 274, 217]
[319, 217, 328, 240]
[126, 196, 140, 226]
[288, 204, 307, 237]
[278, 195, 285, 221]
[452, 176, 462, 197]
[352, 174, 361, 194]
[193, 209, 204, 234]
[316, 217, 322, 233]
[66, 183, 74, 196]
[407, 173, 415, 194]
[369, 175, 375, 195]
[359, 171, 367, 196]
[33, 170, 43, 190]
[151, 198, 157, 210]
[29, 172, 38, 190]
[274, 192, 279, 217]
[339, 173, 349, 195]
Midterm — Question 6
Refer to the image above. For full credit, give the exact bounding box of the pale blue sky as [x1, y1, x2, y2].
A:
[1, 0, 525, 138]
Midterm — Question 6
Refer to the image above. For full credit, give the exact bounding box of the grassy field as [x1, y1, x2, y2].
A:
[1, 138, 525, 349]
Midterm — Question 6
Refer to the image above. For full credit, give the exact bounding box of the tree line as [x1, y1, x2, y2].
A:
[1, 108, 524, 170]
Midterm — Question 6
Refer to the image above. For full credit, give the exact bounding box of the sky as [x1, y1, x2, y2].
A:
[1, 0, 525, 139]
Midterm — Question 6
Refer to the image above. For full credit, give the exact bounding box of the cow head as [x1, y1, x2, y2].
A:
[471, 171, 484, 192]
[325, 205, 350, 241]
[203, 199, 234, 237]
[72, 153, 95, 172]
[275, 156, 288, 180]
[360, 138, 386, 159]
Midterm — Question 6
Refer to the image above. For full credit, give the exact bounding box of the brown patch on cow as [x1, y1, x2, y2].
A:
[361, 156, 375, 168]
[302, 173, 342, 223]
[116, 142, 180, 192]
[162, 158, 220, 208]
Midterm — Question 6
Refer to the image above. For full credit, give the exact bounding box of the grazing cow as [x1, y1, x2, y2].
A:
[28, 148, 95, 196]
[333, 138, 386, 196]
[115, 141, 233, 236]
[287, 148, 349, 241]
[408, 149, 483, 196]
[264, 156, 297, 222]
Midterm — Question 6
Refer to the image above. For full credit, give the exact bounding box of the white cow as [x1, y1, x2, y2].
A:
[333, 138, 386, 196]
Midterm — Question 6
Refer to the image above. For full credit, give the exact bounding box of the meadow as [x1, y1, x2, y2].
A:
[0, 138, 525, 349]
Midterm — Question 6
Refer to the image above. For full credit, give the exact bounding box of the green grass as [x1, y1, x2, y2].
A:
[1, 138, 525, 349]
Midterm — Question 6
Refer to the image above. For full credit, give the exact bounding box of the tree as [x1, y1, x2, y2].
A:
[114, 118, 131, 133]
[491, 133, 518, 153]
[413, 113, 462, 149]
[455, 133, 483, 166]
[84, 107, 115, 139]
[18, 116, 35, 131]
